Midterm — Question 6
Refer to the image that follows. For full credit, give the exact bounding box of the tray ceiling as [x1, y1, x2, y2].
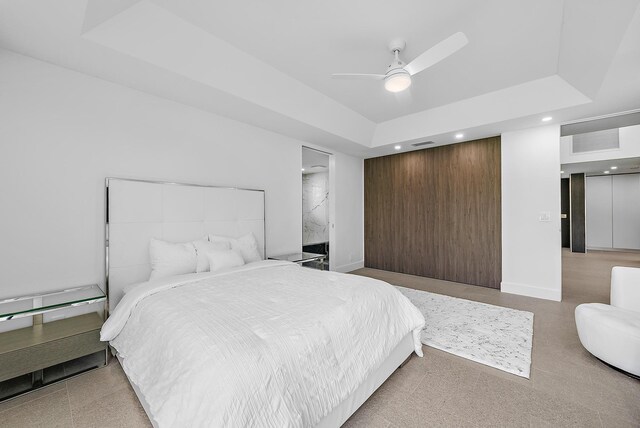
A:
[1, 0, 639, 156]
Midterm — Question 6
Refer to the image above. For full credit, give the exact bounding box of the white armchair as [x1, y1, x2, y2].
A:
[575, 266, 640, 377]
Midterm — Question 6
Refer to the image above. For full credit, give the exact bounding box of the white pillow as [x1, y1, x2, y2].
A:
[209, 233, 262, 264]
[149, 238, 197, 280]
[193, 239, 231, 273]
[207, 249, 245, 272]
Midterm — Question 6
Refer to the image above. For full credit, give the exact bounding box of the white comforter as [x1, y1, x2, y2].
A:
[102, 261, 424, 428]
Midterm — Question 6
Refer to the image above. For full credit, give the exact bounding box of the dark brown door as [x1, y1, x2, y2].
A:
[364, 137, 501, 289]
[561, 178, 570, 248]
[570, 173, 586, 253]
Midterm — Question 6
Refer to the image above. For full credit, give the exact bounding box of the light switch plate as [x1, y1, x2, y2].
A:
[538, 211, 551, 222]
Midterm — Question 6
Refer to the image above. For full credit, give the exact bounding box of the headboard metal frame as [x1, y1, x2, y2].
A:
[105, 177, 266, 314]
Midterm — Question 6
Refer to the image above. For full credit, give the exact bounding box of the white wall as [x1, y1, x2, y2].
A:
[501, 125, 562, 301]
[330, 153, 364, 273]
[0, 49, 364, 298]
[561, 124, 640, 164]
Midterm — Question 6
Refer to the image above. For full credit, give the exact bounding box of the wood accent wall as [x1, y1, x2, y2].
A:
[570, 173, 586, 253]
[364, 137, 501, 288]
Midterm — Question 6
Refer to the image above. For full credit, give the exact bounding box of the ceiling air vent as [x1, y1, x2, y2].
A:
[572, 129, 619, 153]
[412, 141, 435, 147]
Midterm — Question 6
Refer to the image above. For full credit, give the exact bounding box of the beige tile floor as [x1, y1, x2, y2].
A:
[1, 249, 638, 427]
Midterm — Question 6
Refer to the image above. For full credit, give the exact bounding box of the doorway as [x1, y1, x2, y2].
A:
[560, 157, 640, 303]
[301, 147, 332, 270]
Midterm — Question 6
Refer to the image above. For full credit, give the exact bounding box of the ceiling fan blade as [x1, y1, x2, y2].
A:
[404, 32, 468, 76]
[331, 73, 385, 80]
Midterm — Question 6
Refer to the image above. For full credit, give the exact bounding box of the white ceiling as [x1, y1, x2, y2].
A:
[154, 0, 563, 122]
[1, 0, 639, 157]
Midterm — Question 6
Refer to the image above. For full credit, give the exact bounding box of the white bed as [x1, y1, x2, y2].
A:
[104, 178, 425, 427]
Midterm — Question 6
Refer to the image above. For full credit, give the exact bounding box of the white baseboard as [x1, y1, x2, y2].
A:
[333, 260, 365, 273]
[501, 281, 561, 302]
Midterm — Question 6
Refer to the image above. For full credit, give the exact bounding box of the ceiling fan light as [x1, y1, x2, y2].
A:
[384, 73, 411, 93]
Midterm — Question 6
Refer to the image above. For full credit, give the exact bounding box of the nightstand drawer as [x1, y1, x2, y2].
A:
[0, 329, 104, 382]
[0, 312, 105, 383]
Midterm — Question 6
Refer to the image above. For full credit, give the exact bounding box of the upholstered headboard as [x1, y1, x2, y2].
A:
[105, 178, 265, 312]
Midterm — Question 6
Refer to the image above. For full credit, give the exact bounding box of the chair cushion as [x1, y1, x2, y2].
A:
[575, 303, 640, 376]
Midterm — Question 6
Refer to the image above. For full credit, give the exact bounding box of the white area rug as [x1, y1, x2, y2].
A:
[397, 286, 534, 378]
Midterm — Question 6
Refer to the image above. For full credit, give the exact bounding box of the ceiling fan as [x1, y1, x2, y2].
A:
[332, 32, 468, 93]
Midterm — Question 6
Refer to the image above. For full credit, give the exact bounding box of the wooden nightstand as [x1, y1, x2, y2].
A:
[0, 285, 107, 401]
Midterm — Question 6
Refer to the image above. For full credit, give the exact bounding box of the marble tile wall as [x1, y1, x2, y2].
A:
[302, 172, 329, 245]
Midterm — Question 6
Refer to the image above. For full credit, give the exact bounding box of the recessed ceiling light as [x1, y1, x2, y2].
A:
[394, 145, 402, 150]
[455, 133, 464, 139]
[542, 116, 552, 122]
[611, 166, 618, 170]
[560, 170, 564, 174]
[301, 168, 305, 172]
[604, 170, 610, 174]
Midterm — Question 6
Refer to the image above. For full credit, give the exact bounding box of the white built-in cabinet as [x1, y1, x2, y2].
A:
[612, 174, 640, 249]
[586, 173, 640, 250]
[586, 176, 613, 248]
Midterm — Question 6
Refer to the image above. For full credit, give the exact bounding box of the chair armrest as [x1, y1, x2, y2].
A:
[611, 266, 640, 312]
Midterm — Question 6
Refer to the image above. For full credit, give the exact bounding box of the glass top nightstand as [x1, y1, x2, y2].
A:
[0, 285, 108, 402]
[0, 285, 106, 322]
[269, 252, 327, 264]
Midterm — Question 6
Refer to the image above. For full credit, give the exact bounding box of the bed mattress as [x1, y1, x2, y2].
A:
[102, 261, 424, 427]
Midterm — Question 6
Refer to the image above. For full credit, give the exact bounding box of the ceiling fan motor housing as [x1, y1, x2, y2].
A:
[386, 66, 409, 78]
[387, 58, 406, 73]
